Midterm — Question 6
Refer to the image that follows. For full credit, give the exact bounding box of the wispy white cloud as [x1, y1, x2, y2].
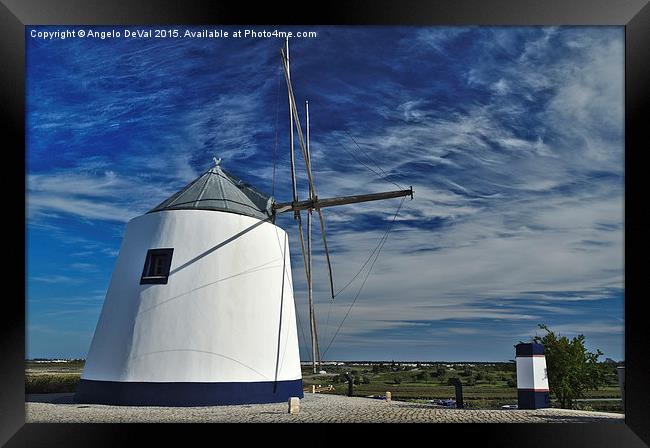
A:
[27, 169, 178, 222]
[523, 321, 624, 338]
[31, 275, 83, 284]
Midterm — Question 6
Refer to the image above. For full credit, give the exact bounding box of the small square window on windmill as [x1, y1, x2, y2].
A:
[140, 248, 174, 285]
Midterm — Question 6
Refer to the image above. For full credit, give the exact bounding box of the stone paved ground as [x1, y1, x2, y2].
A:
[26, 393, 624, 423]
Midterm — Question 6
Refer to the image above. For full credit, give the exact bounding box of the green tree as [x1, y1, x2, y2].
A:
[531, 324, 607, 409]
[332, 374, 346, 384]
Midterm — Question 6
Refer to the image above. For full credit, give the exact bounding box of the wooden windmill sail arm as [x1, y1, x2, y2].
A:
[296, 213, 310, 285]
[284, 39, 299, 216]
[280, 49, 316, 197]
[274, 187, 413, 214]
[316, 207, 335, 300]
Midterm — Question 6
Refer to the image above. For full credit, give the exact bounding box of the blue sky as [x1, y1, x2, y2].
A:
[26, 26, 624, 361]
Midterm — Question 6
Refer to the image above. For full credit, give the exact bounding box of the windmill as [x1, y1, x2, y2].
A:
[75, 39, 412, 407]
[274, 39, 413, 374]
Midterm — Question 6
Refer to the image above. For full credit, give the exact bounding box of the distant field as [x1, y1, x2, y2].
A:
[309, 382, 621, 412]
[24, 360, 622, 412]
[299, 362, 622, 413]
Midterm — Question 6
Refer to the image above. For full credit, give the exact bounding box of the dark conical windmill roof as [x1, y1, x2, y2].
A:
[147, 165, 273, 220]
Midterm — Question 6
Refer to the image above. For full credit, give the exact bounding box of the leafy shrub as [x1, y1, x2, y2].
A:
[332, 374, 351, 384]
[575, 403, 594, 412]
[485, 373, 498, 384]
[532, 324, 608, 409]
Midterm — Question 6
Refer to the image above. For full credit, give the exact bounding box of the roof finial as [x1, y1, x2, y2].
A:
[213, 156, 222, 167]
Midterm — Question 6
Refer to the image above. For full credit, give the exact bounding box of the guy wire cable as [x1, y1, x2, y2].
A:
[321, 196, 406, 359]
[344, 130, 406, 190]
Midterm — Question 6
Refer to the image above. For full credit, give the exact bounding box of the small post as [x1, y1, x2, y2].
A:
[447, 378, 464, 409]
[311, 385, 316, 394]
[288, 397, 300, 414]
[345, 372, 354, 397]
[385, 391, 392, 402]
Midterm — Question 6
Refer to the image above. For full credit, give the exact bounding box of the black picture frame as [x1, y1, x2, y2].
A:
[5, 0, 649, 445]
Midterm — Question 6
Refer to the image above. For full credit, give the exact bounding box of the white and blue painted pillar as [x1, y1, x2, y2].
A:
[515, 342, 550, 409]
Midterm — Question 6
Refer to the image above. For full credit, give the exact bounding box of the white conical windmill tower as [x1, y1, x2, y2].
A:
[76, 39, 412, 406]
[76, 161, 303, 406]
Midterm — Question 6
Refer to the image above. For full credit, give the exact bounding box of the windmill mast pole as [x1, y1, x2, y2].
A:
[308, 204, 317, 373]
[306, 100, 311, 199]
[284, 39, 313, 368]
[306, 99, 320, 374]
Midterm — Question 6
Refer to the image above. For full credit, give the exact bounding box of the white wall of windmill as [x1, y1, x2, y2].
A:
[82, 209, 302, 384]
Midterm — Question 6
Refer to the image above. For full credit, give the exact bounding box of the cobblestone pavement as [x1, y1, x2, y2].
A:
[26, 393, 624, 423]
